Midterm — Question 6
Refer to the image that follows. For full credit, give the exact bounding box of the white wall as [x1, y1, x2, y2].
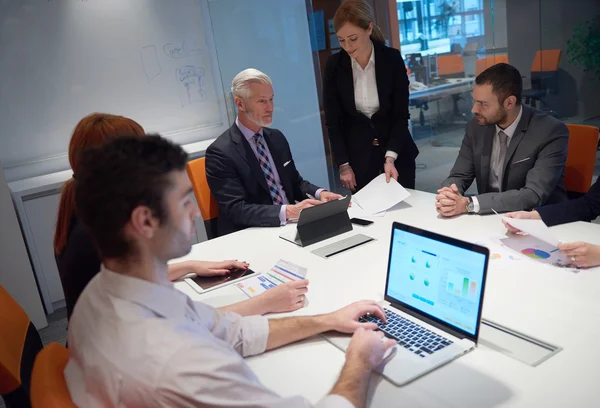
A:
[0, 165, 47, 328]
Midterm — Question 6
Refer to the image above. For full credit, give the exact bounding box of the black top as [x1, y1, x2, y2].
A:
[322, 40, 419, 177]
[54, 217, 101, 320]
[206, 124, 320, 236]
[537, 178, 600, 226]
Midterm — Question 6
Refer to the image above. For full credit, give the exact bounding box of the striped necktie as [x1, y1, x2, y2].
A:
[253, 133, 284, 205]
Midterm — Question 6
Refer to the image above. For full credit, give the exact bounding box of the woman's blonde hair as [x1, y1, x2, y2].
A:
[333, 0, 385, 43]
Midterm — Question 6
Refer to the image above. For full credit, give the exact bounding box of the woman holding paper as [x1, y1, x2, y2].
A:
[323, 0, 418, 191]
[503, 178, 600, 268]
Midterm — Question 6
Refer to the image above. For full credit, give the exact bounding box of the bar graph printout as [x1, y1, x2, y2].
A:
[236, 259, 308, 298]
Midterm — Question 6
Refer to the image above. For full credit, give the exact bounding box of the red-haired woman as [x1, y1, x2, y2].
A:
[55, 113, 307, 320]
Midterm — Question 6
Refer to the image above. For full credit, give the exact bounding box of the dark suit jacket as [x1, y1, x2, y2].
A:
[443, 105, 569, 213]
[538, 178, 600, 226]
[206, 124, 320, 236]
[322, 40, 419, 177]
[55, 217, 101, 320]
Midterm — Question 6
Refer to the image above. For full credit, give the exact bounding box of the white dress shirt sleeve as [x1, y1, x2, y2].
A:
[194, 302, 269, 357]
[471, 196, 481, 213]
[158, 336, 355, 408]
[385, 150, 398, 160]
[279, 205, 287, 226]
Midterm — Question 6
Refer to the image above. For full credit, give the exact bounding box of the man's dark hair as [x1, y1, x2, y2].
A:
[75, 134, 188, 259]
[475, 63, 522, 105]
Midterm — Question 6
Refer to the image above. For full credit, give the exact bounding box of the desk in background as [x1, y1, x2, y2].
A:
[175, 189, 600, 407]
[409, 78, 475, 127]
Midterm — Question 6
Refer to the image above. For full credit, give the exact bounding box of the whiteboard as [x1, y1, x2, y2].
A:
[0, 0, 229, 179]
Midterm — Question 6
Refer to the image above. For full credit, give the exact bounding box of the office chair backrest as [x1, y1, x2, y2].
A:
[186, 157, 219, 238]
[0, 285, 43, 408]
[565, 124, 599, 194]
[30, 343, 76, 408]
[476, 55, 509, 76]
[437, 54, 464, 77]
[531, 49, 561, 72]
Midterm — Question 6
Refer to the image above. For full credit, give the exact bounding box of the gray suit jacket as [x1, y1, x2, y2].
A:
[442, 105, 568, 214]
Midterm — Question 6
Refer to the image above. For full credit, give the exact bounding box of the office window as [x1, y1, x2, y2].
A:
[397, 0, 485, 57]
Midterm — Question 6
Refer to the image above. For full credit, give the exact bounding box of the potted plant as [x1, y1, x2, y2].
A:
[567, 15, 600, 81]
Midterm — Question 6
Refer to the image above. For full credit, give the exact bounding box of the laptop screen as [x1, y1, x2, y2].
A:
[385, 225, 487, 337]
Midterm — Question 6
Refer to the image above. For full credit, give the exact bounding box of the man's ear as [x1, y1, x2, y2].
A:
[235, 96, 244, 112]
[504, 95, 517, 110]
[128, 206, 159, 240]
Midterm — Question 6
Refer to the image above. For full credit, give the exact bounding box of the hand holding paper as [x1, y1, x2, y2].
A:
[502, 217, 559, 247]
[352, 174, 410, 215]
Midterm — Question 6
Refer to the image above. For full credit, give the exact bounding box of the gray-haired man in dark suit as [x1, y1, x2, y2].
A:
[437, 63, 569, 217]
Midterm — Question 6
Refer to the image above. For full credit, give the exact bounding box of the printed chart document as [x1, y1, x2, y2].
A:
[236, 259, 308, 298]
[352, 174, 411, 215]
[476, 235, 577, 272]
[502, 217, 560, 247]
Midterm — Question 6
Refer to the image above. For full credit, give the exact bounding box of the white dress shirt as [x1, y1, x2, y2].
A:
[349, 41, 397, 162]
[65, 266, 352, 408]
[472, 106, 523, 212]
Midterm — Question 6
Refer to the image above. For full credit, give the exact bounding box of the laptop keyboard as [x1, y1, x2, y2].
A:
[359, 308, 454, 358]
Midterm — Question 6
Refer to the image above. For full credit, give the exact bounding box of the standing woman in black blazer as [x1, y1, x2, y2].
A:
[323, 0, 418, 191]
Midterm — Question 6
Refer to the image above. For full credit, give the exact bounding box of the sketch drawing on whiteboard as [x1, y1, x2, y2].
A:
[141, 45, 162, 82]
[163, 40, 202, 59]
[176, 66, 207, 107]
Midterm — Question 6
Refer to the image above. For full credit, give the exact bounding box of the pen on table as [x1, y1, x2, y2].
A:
[491, 208, 500, 216]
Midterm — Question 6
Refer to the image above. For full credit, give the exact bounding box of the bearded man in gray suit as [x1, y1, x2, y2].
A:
[436, 63, 568, 217]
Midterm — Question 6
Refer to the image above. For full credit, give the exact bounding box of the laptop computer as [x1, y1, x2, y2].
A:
[325, 221, 489, 386]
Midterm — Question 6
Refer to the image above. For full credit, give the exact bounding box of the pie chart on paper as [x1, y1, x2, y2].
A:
[521, 248, 551, 259]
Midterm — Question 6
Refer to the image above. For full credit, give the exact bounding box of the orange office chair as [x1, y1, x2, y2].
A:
[0, 285, 44, 408]
[523, 49, 562, 110]
[565, 124, 599, 199]
[436, 54, 465, 78]
[475, 55, 509, 76]
[186, 157, 219, 239]
[435, 54, 467, 121]
[30, 342, 76, 408]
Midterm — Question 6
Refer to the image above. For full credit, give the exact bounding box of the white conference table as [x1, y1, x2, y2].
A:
[175, 189, 600, 407]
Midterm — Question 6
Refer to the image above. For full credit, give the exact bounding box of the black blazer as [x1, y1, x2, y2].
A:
[55, 217, 101, 320]
[323, 40, 419, 176]
[206, 124, 320, 236]
[538, 178, 600, 226]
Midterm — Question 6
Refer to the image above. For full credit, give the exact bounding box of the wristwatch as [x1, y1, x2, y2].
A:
[466, 197, 475, 213]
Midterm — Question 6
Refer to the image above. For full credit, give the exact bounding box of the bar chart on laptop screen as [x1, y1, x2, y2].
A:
[446, 272, 478, 301]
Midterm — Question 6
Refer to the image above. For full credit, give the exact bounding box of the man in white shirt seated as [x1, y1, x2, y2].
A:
[66, 134, 397, 408]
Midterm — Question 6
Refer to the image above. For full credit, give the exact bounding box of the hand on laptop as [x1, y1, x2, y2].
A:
[346, 328, 397, 370]
[286, 199, 322, 220]
[327, 300, 387, 333]
[258, 280, 309, 314]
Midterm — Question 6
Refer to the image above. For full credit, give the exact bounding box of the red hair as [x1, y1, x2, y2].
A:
[53, 113, 144, 254]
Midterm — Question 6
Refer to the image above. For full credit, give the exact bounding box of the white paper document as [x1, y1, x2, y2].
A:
[352, 174, 411, 215]
[502, 217, 560, 247]
[236, 259, 308, 298]
[347, 198, 386, 219]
